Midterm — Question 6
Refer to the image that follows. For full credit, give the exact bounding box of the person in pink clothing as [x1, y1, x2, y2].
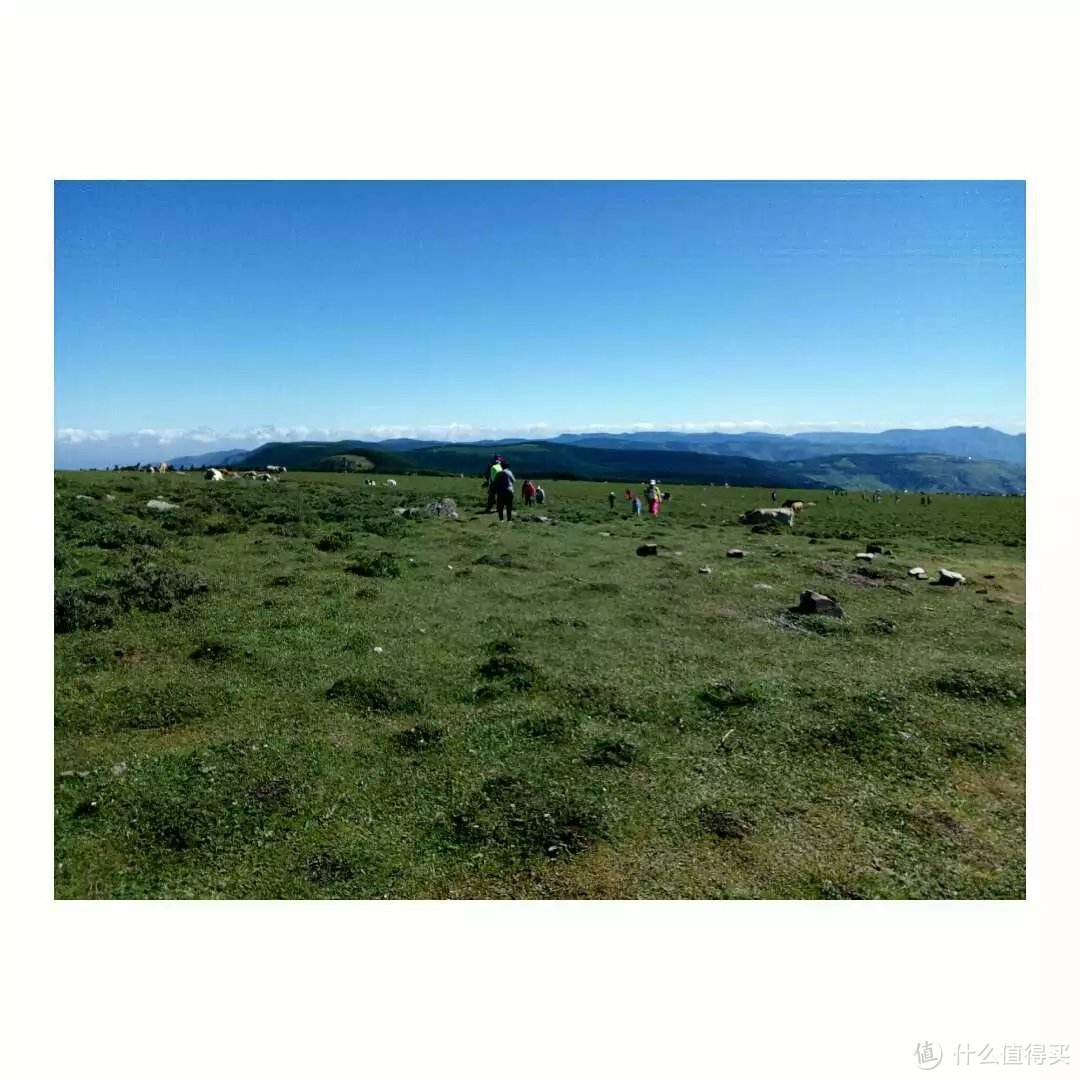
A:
[644, 480, 662, 516]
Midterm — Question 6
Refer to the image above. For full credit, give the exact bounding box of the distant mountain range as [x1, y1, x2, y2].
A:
[550, 426, 1026, 465]
[201, 430, 1025, 494]
[51, 425, 1019, 493]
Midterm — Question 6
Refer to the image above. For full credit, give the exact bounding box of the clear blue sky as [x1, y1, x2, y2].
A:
[55, 180, 1025, 446]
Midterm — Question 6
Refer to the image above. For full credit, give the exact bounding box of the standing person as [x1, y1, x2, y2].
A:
[493, 462, 516, 522]
[608, 491, 616, 510]
[535, 485, 545, 506]
[485, 455, 503, 513]
[644, 480, 661, 516]
[522, 480, 536, 507]
[632, 494, 642, 516]
[770, 490, 778, 504]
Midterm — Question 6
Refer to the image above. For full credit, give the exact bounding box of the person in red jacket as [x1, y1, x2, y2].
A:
[522, 479, 537, 507]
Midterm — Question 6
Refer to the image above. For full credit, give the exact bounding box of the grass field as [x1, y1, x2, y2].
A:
[54, 470, 1026, 899]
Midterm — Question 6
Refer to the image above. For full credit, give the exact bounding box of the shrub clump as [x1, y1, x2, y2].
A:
[104, 686, 205, 730]
[447, 775, 604, 860]
[112, 561, 209, 613]
[326, 675, 420, 715]
[699, 680, 766, 711]
[80, 522, 162, 550]
[54, 586, 119, 633]
[585, 738, 639, 767]
[315, 530, 351, 552]
[523, 713, 578, 741]
[391, 722, 446, 752]
[699, 806, 751, 840]
[190, 640, 233, 663]
[931, 668, 1024, 704]
[345, 552, 401, 579]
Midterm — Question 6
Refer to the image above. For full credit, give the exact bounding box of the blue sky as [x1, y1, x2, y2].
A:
[55, 180, 1025, 461]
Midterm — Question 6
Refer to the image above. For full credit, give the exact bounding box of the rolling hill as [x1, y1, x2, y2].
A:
[230, 439, 1026, 494]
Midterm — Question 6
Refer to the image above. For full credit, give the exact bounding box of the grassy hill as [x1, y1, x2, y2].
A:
[54, 469, 1025, 898]
[236, 440, 1026, 493]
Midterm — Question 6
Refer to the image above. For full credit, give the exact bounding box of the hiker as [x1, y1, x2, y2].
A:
[485, 455, 503, 513]
[535, 485, 545, 505]
[770, 490, 778, 504]
[493, 461, 516, 521]
[632, 495, 642, 516]
[522, 479, 537, 507]
[608, 491, 616, 510]
[644, 480, 662, 516]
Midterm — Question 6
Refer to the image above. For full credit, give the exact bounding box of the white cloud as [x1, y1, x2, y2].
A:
[56, 428, 111, 443]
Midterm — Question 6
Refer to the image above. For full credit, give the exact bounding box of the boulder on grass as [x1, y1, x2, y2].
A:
[937, 569, 966, 587]
[636, 543, 659, 557]
[425, 498, 459, 519]
[908, 566, 927, 577]
[796, 590, 844, 618]
[726, 548, 745, 559]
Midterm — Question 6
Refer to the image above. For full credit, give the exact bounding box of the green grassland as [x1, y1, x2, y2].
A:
[54, 470, 1025, 899]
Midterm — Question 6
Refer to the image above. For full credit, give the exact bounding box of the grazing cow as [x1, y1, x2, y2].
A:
[266, 465, 285, 472]
[386, 479, 398, 487]
[781, 499, 804, 512]
[739, 507, 794, 526]
[204, 468, 224, 482]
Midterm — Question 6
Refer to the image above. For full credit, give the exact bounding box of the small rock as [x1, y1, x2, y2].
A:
[866, 543, 885, 554]
[392, 507, 408, 516]
[854, 552, 874, 561]
[599, 531, 611, 537]
[699, 566, 712, 574]
[753, 583, 773, 590]
[74, 494, 95, 501]
[726, 549, 745, 558]
[636, 543, 659, 557]
[796, 590, 844, 618]
[146, 499, 178, 511]
[908, 567, 926, 577]
[111, 762, 127, 776]
[373, 646, 384, 653]
[938, 569, 966, 587]
[104, 494, 117, 501]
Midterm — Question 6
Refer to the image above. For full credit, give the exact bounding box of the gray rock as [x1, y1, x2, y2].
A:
[74, 494, 95, 501]
[938, 569, 966, 586]
[796, 590, 844, 618]
[636, 543, 659, 556]
[908, 566, 927, 577]
[753, 583, 773, 590]
[699, 566, 712, 574]
[854, 552, 875, 561]
[146, 499, 178, 511]
[425, 498, 459, 519]
[726, 548, 745, 558]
